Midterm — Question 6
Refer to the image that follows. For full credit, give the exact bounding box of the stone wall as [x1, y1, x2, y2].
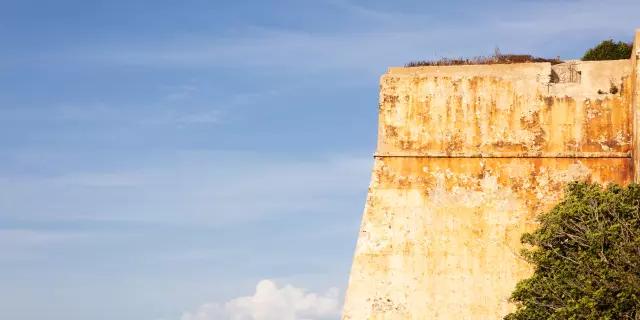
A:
[342, 30, 640, 320]
[632, 30, 640, 181]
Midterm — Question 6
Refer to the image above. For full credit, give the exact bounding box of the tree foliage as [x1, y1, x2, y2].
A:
[505, 182, 640, 320]
[582, 40, 633, 61]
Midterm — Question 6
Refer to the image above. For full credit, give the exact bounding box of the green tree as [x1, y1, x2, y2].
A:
[505, 182, 640, 320]
[582, 40, 633, 61]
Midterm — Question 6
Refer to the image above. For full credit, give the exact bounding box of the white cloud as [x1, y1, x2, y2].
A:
[181, 280, 341, 320]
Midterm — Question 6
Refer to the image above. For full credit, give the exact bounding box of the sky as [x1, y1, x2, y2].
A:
[0, 0, 638, 319]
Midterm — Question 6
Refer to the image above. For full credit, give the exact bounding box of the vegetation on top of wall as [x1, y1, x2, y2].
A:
[405, 48, 563, 67]
[504, 182, 640, 320]
[582, 40, 633, 61]
[406, 38, 635, 67]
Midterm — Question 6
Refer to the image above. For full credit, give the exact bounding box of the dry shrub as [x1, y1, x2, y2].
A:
[405, 49, 563, 67]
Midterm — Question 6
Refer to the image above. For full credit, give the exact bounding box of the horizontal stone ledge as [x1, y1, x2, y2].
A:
[374, 151, 632, 158]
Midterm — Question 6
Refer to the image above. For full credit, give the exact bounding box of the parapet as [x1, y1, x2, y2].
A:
[378, 59, 633, 157]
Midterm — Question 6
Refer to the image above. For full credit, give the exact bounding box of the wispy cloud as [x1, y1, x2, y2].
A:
[0, 229, 92, 245]
[0, 151, 372, 226]
[322, 0, 424, 22]
[173, 111, 220, 125]
[157, 249, 217, 262]
[44, 0, 638, 73]
[163, 84, 200, 101]
[0, 104, 125, 123]
[0, 76, 300, 131]
[0, 229, 130, 261]
[488, 0, 639, 36]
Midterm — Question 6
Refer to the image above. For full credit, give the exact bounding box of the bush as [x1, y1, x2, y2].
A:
[582, 40, 633, 61]
[504, 182, 640, 320]
[405, 47, 562, 67]
[405, 54, 562, 67]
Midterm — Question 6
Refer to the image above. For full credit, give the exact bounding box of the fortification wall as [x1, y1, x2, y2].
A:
[343, 31, 640, 320]
[633, 30, 640, 181]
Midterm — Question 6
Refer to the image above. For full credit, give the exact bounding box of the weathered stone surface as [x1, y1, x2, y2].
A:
[379, 62, 632, 155]
[632, 30, 640, 181]
[343, 30, 640, 320]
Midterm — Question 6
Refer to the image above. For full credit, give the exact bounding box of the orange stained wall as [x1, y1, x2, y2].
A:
[342, 30, 640, 320]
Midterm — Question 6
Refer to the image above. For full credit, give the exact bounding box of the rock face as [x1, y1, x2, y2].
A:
[342, 30, 640, 320]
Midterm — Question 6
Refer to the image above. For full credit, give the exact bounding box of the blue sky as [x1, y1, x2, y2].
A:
[0, 0, 638, 319]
